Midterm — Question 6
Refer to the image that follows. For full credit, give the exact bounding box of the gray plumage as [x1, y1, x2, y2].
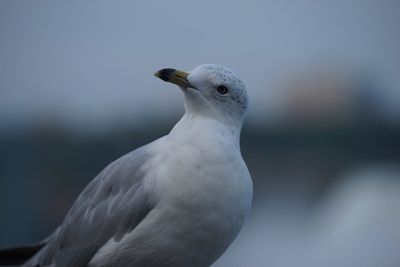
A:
[25, 148, 152, 266]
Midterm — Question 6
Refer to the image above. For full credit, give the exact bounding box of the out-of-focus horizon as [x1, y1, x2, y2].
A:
[1, 1, 400, 267]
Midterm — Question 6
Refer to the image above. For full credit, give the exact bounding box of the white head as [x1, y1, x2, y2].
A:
[155, 64, 249, 127]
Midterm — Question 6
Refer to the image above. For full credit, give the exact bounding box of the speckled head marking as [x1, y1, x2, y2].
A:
[184, 64, 249, 126]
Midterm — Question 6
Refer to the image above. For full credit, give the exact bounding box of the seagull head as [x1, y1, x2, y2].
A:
[155, 64, 249, 127]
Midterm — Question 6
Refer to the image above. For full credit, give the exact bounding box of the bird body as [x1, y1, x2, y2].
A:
[89, 114, 252, 267]
[0, 64, 252, 267]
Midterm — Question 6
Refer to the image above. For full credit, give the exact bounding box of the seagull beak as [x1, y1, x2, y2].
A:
[154, 68, 194, 89]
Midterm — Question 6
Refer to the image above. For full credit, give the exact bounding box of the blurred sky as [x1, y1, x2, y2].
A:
[1, 0, 400, 132]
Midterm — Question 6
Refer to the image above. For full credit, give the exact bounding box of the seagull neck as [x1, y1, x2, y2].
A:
[169, 113, 241, 145]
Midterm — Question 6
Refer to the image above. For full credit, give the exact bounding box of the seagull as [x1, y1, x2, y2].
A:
[0, 64, 253, 267]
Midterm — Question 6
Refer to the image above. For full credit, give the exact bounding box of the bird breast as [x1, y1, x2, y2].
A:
[144, 127, 253, 239]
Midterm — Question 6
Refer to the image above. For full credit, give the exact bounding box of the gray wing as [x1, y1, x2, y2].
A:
[25, 146, 153, 267]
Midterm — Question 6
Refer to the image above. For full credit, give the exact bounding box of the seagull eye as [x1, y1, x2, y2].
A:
[216, 85, 229, 95]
